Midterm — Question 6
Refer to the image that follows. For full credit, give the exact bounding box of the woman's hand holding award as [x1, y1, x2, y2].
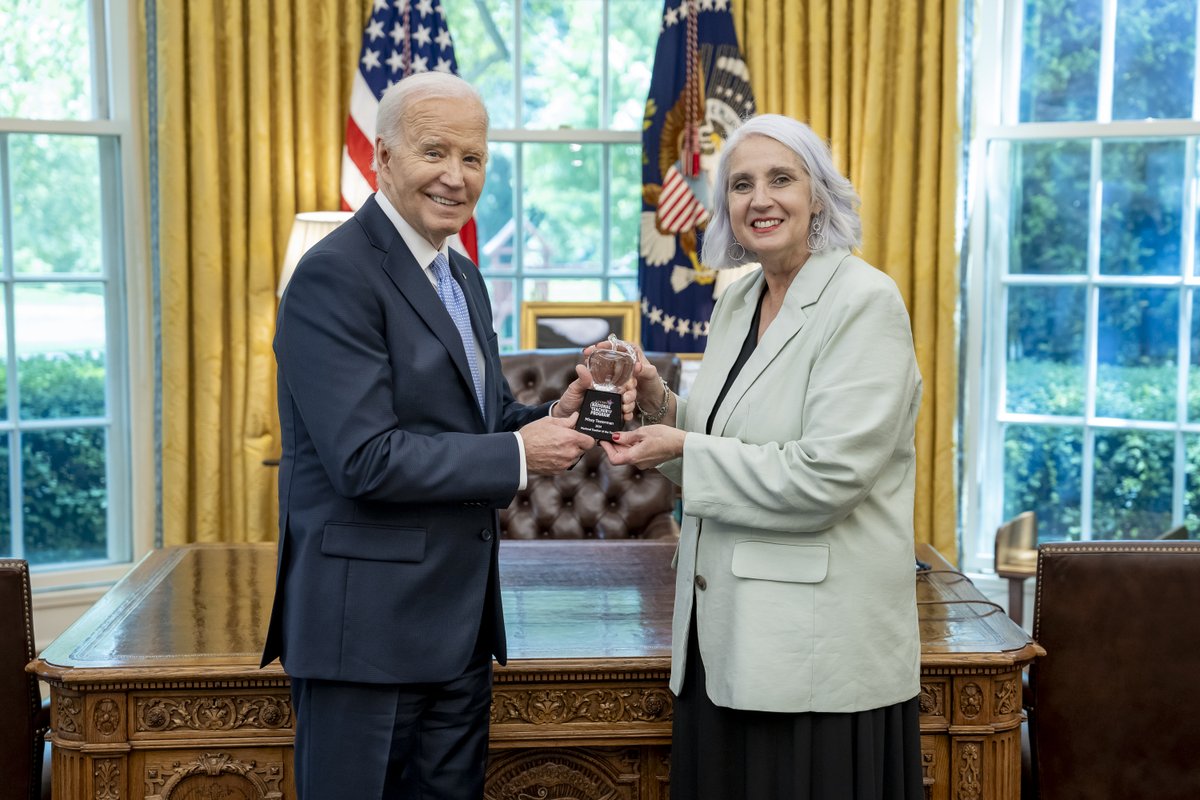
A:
[576, 334, 636, 441]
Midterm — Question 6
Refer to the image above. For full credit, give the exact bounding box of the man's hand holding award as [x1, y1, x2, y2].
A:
[575, 334, 637, 442]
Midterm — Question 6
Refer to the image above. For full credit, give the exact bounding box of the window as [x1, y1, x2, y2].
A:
[0, 0, 146, 579]
[445, 0, 656, 351]
[963, 0, 1200, 570]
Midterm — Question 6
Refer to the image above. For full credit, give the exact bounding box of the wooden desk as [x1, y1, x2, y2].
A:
[32, 541, 1040, 800]
[915, 545, 1045, 800]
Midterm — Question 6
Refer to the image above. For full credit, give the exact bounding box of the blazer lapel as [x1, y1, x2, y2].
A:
[362, 199, 483, 424]
[452, 250, 500, 429]
[709, 248, 851, 437]
[684, 271, 762, 434]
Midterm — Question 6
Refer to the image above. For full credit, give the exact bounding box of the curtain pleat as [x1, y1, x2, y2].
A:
[155, 0, 368, 545]
[734, 0, 960, 560]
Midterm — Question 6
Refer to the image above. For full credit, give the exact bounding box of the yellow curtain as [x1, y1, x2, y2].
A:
[154, 0, 367, 544]
[734, 0, 960, 561]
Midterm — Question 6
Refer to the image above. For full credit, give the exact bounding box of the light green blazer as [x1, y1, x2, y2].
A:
[658, 246, 922, 713]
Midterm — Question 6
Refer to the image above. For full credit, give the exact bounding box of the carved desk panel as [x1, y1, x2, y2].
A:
[32, 541, 1040, 800]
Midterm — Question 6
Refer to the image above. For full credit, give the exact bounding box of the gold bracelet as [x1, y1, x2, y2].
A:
[636, 377, 671, 425]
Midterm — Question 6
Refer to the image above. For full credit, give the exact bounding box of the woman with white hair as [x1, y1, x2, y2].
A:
[602, 114, 924, 798]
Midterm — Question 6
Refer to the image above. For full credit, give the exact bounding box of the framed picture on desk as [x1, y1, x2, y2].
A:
[519, 301, 641, 350]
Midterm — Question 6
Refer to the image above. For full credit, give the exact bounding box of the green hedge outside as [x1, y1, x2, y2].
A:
[1005, 359, 1199, 542]
[1, 352, 107, 564]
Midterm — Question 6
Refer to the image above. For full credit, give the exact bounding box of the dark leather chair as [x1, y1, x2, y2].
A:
[498, 349, 681, 540]
[0, 559, 50, 800]
[1025, 541, 1200, 799]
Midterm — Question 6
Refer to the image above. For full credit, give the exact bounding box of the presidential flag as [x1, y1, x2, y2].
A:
[341, 0, 479, 262]
[639, 0, 755, 353]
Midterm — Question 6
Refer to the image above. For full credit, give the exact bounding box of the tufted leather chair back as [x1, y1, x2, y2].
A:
[1027, 541, 1200, 799]
[499, 349, 682, 540]
[0, 559, 49, 800]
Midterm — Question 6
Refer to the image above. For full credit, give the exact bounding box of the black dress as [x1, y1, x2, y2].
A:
[670, 288, 924, 800]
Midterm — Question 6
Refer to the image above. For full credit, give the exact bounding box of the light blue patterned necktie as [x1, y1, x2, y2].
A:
[431, 252, 485, 414]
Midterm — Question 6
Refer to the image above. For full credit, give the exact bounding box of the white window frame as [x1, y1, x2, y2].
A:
[475, 0, 644, 352]
[962, 0, 1200, 572]
[1, 0, 154, 622]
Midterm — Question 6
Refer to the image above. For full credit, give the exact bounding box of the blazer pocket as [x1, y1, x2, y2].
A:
[731, 541, 829, 583]
[321, 522, 427, 562]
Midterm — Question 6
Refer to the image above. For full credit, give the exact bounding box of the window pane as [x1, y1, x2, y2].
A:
[479, 143, 516, 272]
[1006, 286, 1086, 415]
[1018, 0, 1101, 122]
[521, 0, 601, 128]
[1092, 429, 1174, 540]
[0, 303, 7, 421]
[485, 277, 517, 346]
[610, 279, 638, 301]
[1191, 289, 1200, 421]
[1099, 141, 1185, 276]
[523, 143, 602, 272]
[16, 283, 106, 420]
[445, 0, 516, 128]
[22, 427, 107, 564]
[1003, 424, 1083, 543]
[0, 435, 8, 555]
[1194, 139, 1200, 279]
[523, 278, 602, 301]
[610, 143, 641, 275]
[1095, 287, 1178, 420]
[1184, 434, 1200, 536]
[608, 0, 657, 129]
[1010, 141, 1090, 275]
[10, 134, 105, 274]
[0, 0, 95, 120]
[1112, 0, 1196, 120]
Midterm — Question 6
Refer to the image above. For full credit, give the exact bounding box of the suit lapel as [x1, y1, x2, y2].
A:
[451, 249, 500, 429]
[685, 272, 761, 434]
[360, 198, 484, 425]
[708, 248, 851, 437]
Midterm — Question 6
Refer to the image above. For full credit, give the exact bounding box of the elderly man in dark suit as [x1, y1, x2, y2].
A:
[262, 71, 605, 799]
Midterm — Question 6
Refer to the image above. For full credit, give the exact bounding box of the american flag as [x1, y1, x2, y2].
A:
[341, 0, 479, 262]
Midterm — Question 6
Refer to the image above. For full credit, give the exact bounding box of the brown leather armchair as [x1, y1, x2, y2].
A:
[1, 559, 50, 800]
[498, 349, 681, 540]
[1025, 541, 1200, 799]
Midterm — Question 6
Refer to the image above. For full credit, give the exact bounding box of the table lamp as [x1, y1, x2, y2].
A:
[278, 211, 354, 297]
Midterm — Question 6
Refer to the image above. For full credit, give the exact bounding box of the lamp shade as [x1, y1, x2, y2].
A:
[278, 211, 354, 296]
[712, 262, 761, 299]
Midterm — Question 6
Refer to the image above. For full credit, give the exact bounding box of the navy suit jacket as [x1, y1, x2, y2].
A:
[261, 195, 549, 683]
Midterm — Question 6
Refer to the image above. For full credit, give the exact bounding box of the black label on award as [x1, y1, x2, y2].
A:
[575, 388, 622, 441]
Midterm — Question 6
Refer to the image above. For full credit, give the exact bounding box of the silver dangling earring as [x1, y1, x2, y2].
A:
[728, 240, 746, 261]
[807, 212, 827, 252]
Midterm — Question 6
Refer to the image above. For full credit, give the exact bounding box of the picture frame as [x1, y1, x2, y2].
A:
[519, 301, 641, 350]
